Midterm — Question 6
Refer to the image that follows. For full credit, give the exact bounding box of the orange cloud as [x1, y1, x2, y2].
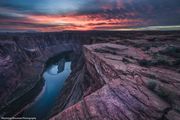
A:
[0, 11, 144, 32]
[25, 14, 143, 31]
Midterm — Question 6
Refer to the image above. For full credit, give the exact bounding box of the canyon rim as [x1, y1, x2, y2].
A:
[0, 0, 180, 120]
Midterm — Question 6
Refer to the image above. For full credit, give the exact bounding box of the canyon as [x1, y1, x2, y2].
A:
[0, 31, 180, 120]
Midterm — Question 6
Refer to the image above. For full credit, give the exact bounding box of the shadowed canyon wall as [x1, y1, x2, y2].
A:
[0, 31, 180, 119]
[51, 35, 180, 120]
[0, 32, 90, 116]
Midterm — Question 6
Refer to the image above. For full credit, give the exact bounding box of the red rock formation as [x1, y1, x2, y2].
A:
[1, 31, 180, 118]
[51, 43, 180, 120]
[0, 33, 83, 116]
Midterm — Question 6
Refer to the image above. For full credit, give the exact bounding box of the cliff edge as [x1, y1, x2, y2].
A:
[50, 43, 180, 120]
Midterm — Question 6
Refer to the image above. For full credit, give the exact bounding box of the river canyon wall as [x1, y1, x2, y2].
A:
[0, 31, 180, 119]
[50, 32, 180, 120]
[0, 32, 89, 116]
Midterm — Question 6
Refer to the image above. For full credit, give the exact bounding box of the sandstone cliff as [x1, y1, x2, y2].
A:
[0, 31, 180, 119]
[0, 32, 83, 116]
[51, 43, 180, 120]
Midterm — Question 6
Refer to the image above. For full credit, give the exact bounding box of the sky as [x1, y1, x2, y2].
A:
[0, 0, 180, 32]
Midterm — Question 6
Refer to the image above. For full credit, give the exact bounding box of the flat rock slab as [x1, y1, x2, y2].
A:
[51, 78, 169, 120]
[51, 43, 180, 120]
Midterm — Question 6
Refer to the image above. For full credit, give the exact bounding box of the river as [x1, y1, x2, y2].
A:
[23, 58, 71, 120]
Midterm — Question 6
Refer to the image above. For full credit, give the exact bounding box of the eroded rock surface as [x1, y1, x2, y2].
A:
[0, 32, 83, 116]
[58, 58, 65, 73]
[1, 31, 180, 119]
[51, 43, 180, 120]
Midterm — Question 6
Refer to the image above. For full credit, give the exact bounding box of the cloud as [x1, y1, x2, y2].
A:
[134, 25, 180, 31]
[0, 0, 180, 31]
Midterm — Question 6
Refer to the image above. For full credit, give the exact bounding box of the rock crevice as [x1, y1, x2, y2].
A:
[51, 43, 180, 120]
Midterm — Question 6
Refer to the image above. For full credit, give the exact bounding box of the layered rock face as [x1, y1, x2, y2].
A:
[49, 55, 95, 118]
[51, 43, 180, 120]
[0, 31, 130, 116]
[0, 31, 180, 119]
[0, 32, 84, 116]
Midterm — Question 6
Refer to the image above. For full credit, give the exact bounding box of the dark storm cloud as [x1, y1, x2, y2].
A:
[0, 0, 180, 31]
[0, 21, 58, 28]
[76, 0, 180, 25]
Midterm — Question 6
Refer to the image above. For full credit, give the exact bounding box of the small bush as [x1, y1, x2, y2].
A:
[156, 87, 169, 98]
[160, 46, 180, 58]
[139, 59, 151, 67]
[155, 86, 171, 102]
[122, 58, 130, 63]
[147, 79, 157, 90]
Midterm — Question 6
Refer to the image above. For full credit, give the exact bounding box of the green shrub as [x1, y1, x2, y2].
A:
[139, 59, 151, 67]
[155, 86, 171, 102]
[160, 46, 180, 58]
[147, 79, 157, 90]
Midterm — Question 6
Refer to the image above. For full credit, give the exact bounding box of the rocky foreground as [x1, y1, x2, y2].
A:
[0, 31, 180, 119]
[51, 43, 180, 120]
[0, 32, 83, 116]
